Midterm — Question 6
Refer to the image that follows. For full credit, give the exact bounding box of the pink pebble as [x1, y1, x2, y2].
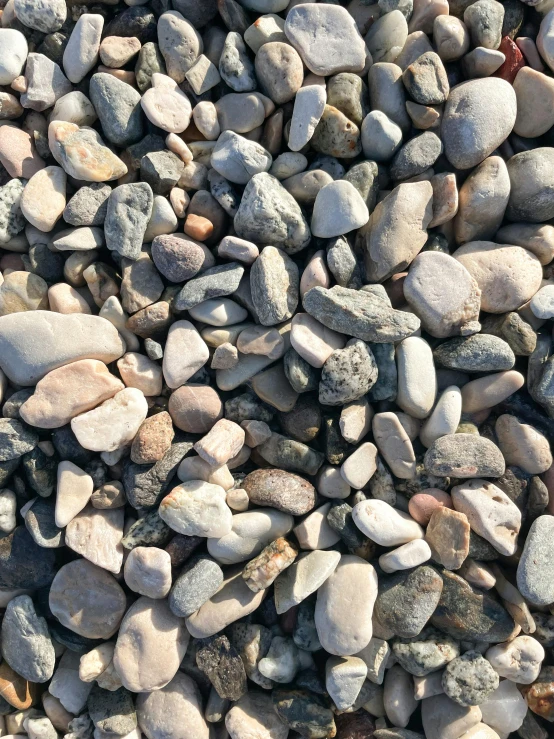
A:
[408, 488, 453, 526]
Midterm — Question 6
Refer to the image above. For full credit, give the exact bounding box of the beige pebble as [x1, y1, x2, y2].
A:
[513, 67, 554, 138]
[372, 411, 416, 479]
[378, 539, 432, 573]
[169, 186, 189, 218]
[384, 664, 418, 728]
[240, 420, 272, 447]
[293, 502, 341, 550]
[0, 126, 44, 178]
[495, 414, 552, 474]
[420, 386, 462, 448]
[20, 166, 66, 232]
[396, 336, 437, 419]
[114, 596, 189, 692]
[64, 250, 99, 287]
[251, 363, 298, 412]
[226, 488, 249, 511]
[454, 242, 543, 313]
[226, 692, 288, 739]
[352, 499, 424, 547]
[237, 325, 285, 360]
[124, 546, 172, 599]
[83, 262, 119, 308]
[20, 359, 124, 429]
[168, 384, 222, 434]
[458, 558, 496, 590]
[117, 352, 162, 397]
[425, 506, 470, 570]
[192, 100, 220, 140]
[55, 460, 93, 528]
[339, 398, 373, 444]
[162, 320, 209, 389]
[99, 296, 139, 352]
[131, 412, 174, 464]
[340, 441, 378, 489]
[290, 312, 346, 368]
[317, 465, 351, 499]
[42, 692, 74, 733]
[496, 223, 554, 266]
[300, 250, 330, 297]
[79, 642, 115, 682]
[71, 387, 148, 452]
[429, 172, 458, 227]
[194, 418, 245, 467]
[99, 36, 141, 68]
[177, 455, 234, 491]
[451, 478, 521, 556]
[65, 506, 124, 573]
[0, 271, 49, 315]
[461, 370, 525, 412]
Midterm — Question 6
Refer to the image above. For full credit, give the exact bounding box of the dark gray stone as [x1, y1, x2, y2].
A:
[0, 419, 38, 461]
[3, 389, 33, 419]
[140, 150, 184, 195]
[272, 690, 336, 738]
[122, 441, 193, 510]
[105, 183, 154, 261]
[174, 262, 244, 311]
[196, 635, 248, 701]
[257, 433, 324, 476]
[0, 526, 56, 589]
[326, 236, 362, 289]
[424, 434, 505, 478]
[26, 243, 64, 283]
[390, 131, 442, 181]
[63, 183, 111, 227]
[368, 343, 397, 402]
[433, 334, 516, 372]
[22, 445, 57, 497]
[402, 51, 449, 105]
[283, 348, 318, 394]
[319, 339, 377, 406]
[89, 73, 144, 148]
[135, 42, 166, 93]
[375, 567, 444, 639]
[1, 594, 55, 683]
[25, 497, 64, 548]
[88, 686, 137, 736]
[169, 556, 223, 618]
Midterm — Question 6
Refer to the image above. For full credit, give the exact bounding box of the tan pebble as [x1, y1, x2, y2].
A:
[165, 133, 193, 164]
[339, 398, 373, 444]
[65, 506, 124, 573]
[99, 36, 141, 68]
[169, 186, 189, 217]
[461, 370, 525, 412]
[228, 444, 251, 469]
[429, 172, 458, 227]
[458, 558, 496, 590]
[162, 319, 209, 389]
[211, 342, 238, 369]
[496, 223, 554, 266]
[237, 325, 285, 360]
[10, 76, 27, 93]
[20, 166, 66, 232]
[0, 272, 49, 316]
[408, 489, 453, 525]
[226, 488, 249, 511]
[425, 506, 470, 570]
[63, 250, 99, 287]
[48, 121, 127, 182]
[300, 250, 330, 297]
[42, 692, 74, 733]
[455, 157, 510, 245]
[91, 481, 126, 509]
[372, 411, 416, 479]
[131, 412, 175, 464]
[79, 642, 115, 683]
[513, 67, 554, 138]
[495, 413, 552, 474]
[168, 384, 222, 434]
[184, 213, 213, 241]
[123, 546, 172, 599]
[294, 502, 342, 550]
[242, 537, 298, 593]
[117, 352, 162, 397]
[48, 283, 92, 314]
[96, 65, 136, 86]
[454, 241, 543, 313]
[395, 411, 421, 441]
[317, 464, 351, 499]
[420, 386, 463, 448]
[0, 126, 44, 178]
[340, 441, 378, 489]
[194, 418, 245, 467]
[251, 363, 298, 412]
[406, 101, 442, 130]
[240, 420, 272, 447]
[83, 262, 119, 308]
[290, 312, 346, 368]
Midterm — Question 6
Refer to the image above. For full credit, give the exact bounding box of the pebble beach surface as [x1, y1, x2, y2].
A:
[1, 0, 554, 738]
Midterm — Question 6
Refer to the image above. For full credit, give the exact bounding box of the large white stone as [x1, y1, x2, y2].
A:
[352, 499, 424, 546]
[71, 388, 148, 452]
[55, 461, 93, 528]
[136, 672, 209, 739]
[159, 481, 233, 538]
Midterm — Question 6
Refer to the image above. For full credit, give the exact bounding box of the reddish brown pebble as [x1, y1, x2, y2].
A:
[409, 488, 453, 525]
[494, 36, 525, 84]
[184, 214, 214, 241]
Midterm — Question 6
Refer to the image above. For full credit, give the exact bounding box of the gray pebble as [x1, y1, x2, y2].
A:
[208, 169, 241, 217]
[303, 285, 420, 343]
[344, 160, 380, 212]
[250, 246, 299, 326]
[219, 31, 257, 92]
[464, 0, 505, 49]
[14, 0, 66, 33]
[1, 594, 56, 682]
[215, 92, 266, 134]
[172, 0, 218, 27]
[390, 131, 442, 181]
[89, 73, 144, 148]
[174, 262, 244, 310]
[157, 10, 202, 83]
[517, 515, 554, 606]
[361, 110, 403, 163]
[402, 51, 449, 105]
[169, 556, 224, 617]
[368, 343, 398, 402]
[211, 130, 272, 185]
[121, 510, 172, 550]
[308, 155, 345, 181]
[284, 348, 319, 394]
[282, 169, 334, 206]
[0, 178, 25, 245]
[25, 497, 64, 548]
[257, 433, 324, 476]
[327, 73, 369, 127]
[123, 442, 192, 510]
[144, 338, 164, 361]
[507, 148, 554, 223]
[433, 335, 515, 372]
[369, 62, 410, 134]
[319, 339, 378, 406]
[105, 183, 154, 261]
[140, 150, 184, 195]
[135, 42, 166, 93]
[462, 46, 505, 78]
[196, 635, 247, 701]
[424, 434, 505, 478]
[442, 651, 499, 706]
[0, 418, 38, 461]
[88, 685, 137, 736]
[255, 42, 303, 105]
[21, 53, 72, 112]
[0, 527, 57, 589]
[326, 236, 362, 289]
[374, 566, 444, 639]
[152, 234, 214, 282]
[392, 627, 460, 676]
[63, 183, 111, 227]
[234, 172, 311, 254]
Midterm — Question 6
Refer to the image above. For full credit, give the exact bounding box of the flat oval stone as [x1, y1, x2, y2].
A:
[441, 78, 516, 170]
[424, 434, 505, 478]
[311, 181, 369, 239]
[396, 336, 437, 419]
[136, 672, 209, 739]
[49, 559, 126, 639]
[114, 596, 189, 692]
[243, 469, 315, 515]
[517, 515, 554, 606]
[1, 594, 55, 683]
[0, 311, 125, 386]
[315, 554, 378, 656]
[353, 499, 424, 547]
[372, 411, 416, 479]
[433, 335, 515, 373]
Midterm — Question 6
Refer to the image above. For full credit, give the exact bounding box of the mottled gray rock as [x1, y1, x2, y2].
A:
[135, 42, 166, 92]
[517, 515, 554, 606]
[243, 469, 315, 516]
[89, 74, 144, 148]
[14, 0, 66, 33]
[121, 510, 172, 550]
[507, 148, 554, 223]
[442, 651, 499, 706]
[211, 131, 272, 185]
[392, 627, 459, 677]
[169, 556, 224, 618]
[209, 170, 240, 217]
[122, 441, 192, 510]
[442, 78, 516, 169]
[234, 173, 311, 254]
[433, 335, 515, 372]
[0, 526, 57, 589]
[140, 151, 184, 195]
[327, 73, 369, 127]
[196, 635, 247, 701]
[374, 566, 444, 639]
[284, 348, 318, 394]
[273, 689, 336, 739]
[88, 685, 137, 736]
[1, 594, 55, 683]
[464, 0, 504, 49]
[403, 51, 449, 104]
[424, 434, 505, 478]
[361, 111, 403, 162]
[250, 246, 298, 327]
[303, 286, 420, 343]
[175, 262, 244, 311]
[365, 10, 408, 63]
[0, 178, 25, 244]
[157, 10, 202, 83]
[219, 31, 256, 92]
[257, 433, 324, 476]
[63, 183, 111, 227]
[105, 183, 153, 260]
[21, 53, 72, 112]
[0, 419, 38, 461]
[390, 132, 442, 181]
[319, 340, 378, 406]
[326, 236, 362, 289]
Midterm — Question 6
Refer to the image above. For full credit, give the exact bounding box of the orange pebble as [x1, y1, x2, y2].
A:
[184, 214, 214, 242]
[97, 65, 137, 87]
[408, 488, 453, 526]
[0, 661, 38, 709]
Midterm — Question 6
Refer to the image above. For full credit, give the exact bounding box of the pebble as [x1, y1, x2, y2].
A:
[495, 413, 552, 473]
[425, 434, 505, 478]
[14, 0, 66, 33]
[311, 181, 369, 239]
[243, 469, 314, 516]
[71, 388, 148, 453]
[517, 515, 554, 606]
[0, 127, 44, 180]
[422, 694, 483, 739]
[54, 461, 93, 528]
[353, 500, 424, 547]
[441, 78, 516, 169]
[426, 507, 470, 570]
[1, 595, 55, 683]
[63, 15, 104, 84]
[114, 596, 189, 692]
[375, 567, 444, 639]
[486, 636, 544, 685]
[141, 75, 192, 134]
[136, 671, 208, 739]
[460, 370, 525, 412]
[159, 480, 232, 537]
[284, 4, 367, 76]
[479, 679, 528, 735]
[288, 84, 327, 152]
[226, 692, 288, 739]
[0, 30, 28, 85]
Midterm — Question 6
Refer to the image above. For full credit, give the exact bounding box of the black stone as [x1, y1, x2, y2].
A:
[22, 446, 57, 497]
[272, 689, 336, 738]
[0, 527, 57, 589]
[196, 635, 248, 701]
[52, 425, 94, 466]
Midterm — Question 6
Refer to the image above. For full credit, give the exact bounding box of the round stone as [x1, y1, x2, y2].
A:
[517, 515, 554, 606]
[0, 30, 28, 85]
[311, 181, 369, 239]
[507, 148, 554, 222]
